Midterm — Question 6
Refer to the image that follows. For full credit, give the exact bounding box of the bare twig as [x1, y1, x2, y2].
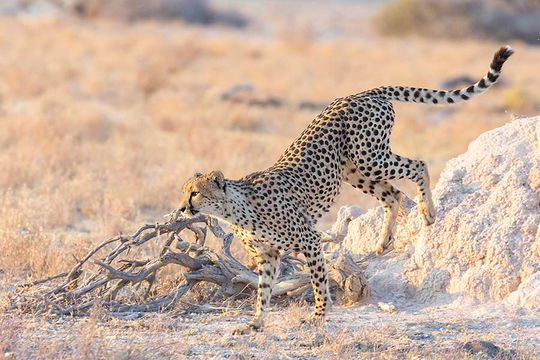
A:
[18, 272, 69, 288]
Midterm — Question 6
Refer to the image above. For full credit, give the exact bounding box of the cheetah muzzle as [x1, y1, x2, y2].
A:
[178, 46, 514, 333]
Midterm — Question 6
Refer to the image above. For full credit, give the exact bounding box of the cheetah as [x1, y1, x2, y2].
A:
[178, 46, 513, 334]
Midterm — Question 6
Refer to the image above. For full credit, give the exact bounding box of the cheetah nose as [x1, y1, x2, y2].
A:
[179, 206, 186, 213]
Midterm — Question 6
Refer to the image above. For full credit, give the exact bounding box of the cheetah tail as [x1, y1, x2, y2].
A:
[369, 46, 514, 105]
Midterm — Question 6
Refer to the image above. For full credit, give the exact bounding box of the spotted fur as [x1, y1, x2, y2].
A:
[178, 46, 513, 334]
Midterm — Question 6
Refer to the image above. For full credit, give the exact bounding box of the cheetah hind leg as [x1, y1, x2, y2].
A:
[381, 155, 436, 226]
[415, 162, 436, 226]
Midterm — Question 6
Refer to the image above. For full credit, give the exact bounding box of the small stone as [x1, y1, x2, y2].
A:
[463, 340, 500, 358]
[298, 333, 326, 348]
[407, 332, 433, 341]
[377, 302, 396, 313]
[352, 342, 387, 352]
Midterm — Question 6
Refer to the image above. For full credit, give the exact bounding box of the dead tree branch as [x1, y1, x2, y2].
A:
[12, 211, 368, 316]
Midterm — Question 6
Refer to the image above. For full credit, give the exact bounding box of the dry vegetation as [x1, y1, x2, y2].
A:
[0, 1, 539, 358]
[374, 0, 540, 44]
[2, 303, 537, 359]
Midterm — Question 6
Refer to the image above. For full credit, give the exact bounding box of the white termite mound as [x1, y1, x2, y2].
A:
[330, 116, 540, 310]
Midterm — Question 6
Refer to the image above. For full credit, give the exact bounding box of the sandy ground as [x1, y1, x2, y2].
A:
[2, 303, 539, 359]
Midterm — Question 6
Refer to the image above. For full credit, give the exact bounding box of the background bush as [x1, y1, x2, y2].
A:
[374, 0, 540, 44]
[12, 0, 249, 26]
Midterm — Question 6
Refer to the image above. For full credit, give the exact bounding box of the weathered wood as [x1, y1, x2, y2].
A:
[328, 250, 370, 303]
[13, 211, 369, 316]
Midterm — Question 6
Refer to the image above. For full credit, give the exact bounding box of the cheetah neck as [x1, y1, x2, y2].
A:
[214, 180, 253, 228]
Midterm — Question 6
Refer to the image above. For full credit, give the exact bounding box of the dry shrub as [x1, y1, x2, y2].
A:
[500, 86, 538, 113]
[68, 0, 248, 27]
[374, 0, 540, 44]
[0, 193, 77, 278]
[374, 0, 472, 39]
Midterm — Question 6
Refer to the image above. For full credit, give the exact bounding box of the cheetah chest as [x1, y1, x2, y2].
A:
[230, 225, 277, 255]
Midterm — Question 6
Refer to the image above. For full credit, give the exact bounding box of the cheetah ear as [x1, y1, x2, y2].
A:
[209, 170, 225, 190]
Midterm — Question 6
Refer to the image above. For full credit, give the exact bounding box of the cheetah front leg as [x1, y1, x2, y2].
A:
[233, 250, 279, 335]
[302, 235, 332, 324]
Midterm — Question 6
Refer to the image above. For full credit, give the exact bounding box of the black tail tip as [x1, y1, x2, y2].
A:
[491, 45, 514, 72]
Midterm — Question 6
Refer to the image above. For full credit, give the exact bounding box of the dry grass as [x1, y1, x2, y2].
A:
[1, 305, 536, 359]
[0, 15, 539, 282]
[0, 5, 539, 358]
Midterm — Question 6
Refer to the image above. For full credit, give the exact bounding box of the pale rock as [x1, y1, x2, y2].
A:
[330, 117, 540, 309]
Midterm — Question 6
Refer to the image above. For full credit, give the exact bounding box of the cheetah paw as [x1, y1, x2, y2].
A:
[232, 323, 261, 335]
[419, 204, 436, 226]
[422, 210, 436, 226]
[375, 243, 390, 255]
[375, 236, 394, 255]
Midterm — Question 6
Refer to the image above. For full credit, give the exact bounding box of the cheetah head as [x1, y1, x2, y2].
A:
[178, 171, 227, 218]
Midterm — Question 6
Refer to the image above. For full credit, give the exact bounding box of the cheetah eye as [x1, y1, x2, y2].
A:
[191, 191, 200, 197]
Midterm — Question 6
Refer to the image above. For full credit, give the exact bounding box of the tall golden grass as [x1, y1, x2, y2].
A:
[0, 16, 538, 283]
